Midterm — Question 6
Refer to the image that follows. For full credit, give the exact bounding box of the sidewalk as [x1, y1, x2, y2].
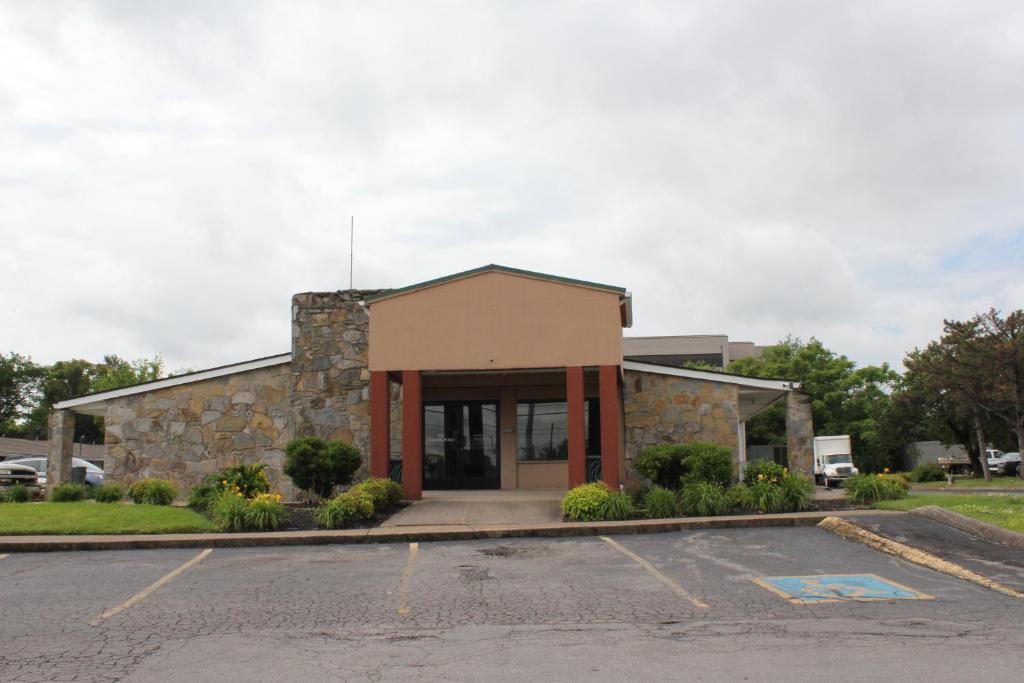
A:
[0, 509, 903, 553]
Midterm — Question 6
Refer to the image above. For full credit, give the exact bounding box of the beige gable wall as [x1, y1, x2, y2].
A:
[368, 271, 624, 371]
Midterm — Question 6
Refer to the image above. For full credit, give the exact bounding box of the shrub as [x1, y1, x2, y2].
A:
[843, 473, 909, 504]
[4, 483, 31, 503]
[93, 483, 125, 503]
[350, 477, 403, 510]
[643, 486, 679, 519]
[561, 482, 611, 521]
[778, 474, 813, 512]
[127, 478, 177, 506]
[245, 493, 287, 531]
[908, 462, 946, 483]
[678, 481, 731, 516]
[737, 478, 786, 513]
[601, 492, 636, 521]
[50, 483, 88, 502]
[634, 442, 734, 490]
[284, 437, 363, 499]
[188, 463, 273, 513]
[743, 459, 786, 486]
[315, 490, 375, 529]
[210, 490, 249, 531]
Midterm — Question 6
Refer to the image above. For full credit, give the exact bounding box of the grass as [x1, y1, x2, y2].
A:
[911, 475, 1024, 489]
[875, 493, 1024, 533]
[0, 502, 216, 535]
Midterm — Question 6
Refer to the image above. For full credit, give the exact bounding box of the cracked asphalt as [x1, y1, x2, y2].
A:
[2, 524, 1023, 682]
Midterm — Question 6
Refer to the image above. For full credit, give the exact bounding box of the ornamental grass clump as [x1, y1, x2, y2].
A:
[2, 483, 31, 503]
[600, 491, 636, 521]
[843, 472, 909, 504]
[350, 477, 403, 511]
[642, 486, 679, 519]
[678, 481, 730, 516]
[315, 490, 375, 529]
[50, 483, 88, 502]
[93, 483, 125, 503]
[188, 464, 272, 514]
[127, 478, 177, 506]
[560, 482, 611, 522]
[245, 493, 287, 531]
[210, 489, 249, 531]
[733, 467, 812, 513]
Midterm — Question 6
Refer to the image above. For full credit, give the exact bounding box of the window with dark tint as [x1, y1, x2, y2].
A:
[517, 399, 601, 461]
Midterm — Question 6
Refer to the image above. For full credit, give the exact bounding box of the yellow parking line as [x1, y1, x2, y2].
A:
[0, 554, 9, 560]
[397, 542, 418, 616]
[600, 536, 709, 609]
[89, 548, 213, 626]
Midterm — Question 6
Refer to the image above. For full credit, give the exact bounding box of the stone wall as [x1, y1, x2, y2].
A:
[103, 363, 293, 497]
[785, 390, 814, 476]
[622, 369, 740, 476]
[290, 290, 390, 470]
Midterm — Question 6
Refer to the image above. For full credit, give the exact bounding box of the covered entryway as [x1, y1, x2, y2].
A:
[423, 401, 501, 489]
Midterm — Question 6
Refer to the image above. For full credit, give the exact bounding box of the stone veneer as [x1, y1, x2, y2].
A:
[103, 363, 293, 497]
[785, 390, 814, 475]
[622, 369, 740, 474]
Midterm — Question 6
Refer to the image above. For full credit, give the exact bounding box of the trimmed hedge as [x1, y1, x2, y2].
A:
[561, 482, 611, 521]
[634, 442, 733, 489]
[127, 479, 177, 506]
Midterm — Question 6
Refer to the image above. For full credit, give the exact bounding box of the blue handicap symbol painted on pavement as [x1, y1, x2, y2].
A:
[755, 574, 932, 604]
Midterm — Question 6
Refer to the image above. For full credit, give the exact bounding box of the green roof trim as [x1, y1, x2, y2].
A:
[362, 264, 627, 303]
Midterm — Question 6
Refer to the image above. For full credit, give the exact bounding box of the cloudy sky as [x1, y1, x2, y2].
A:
[2, 1, 1022, 374]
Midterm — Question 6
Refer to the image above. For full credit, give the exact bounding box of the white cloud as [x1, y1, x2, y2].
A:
[1, 0, 1022, 373]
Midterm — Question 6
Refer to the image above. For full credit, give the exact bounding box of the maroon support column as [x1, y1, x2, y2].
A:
[598, 365, 621, 489]
[369, 371, 391, 478]
[401, 370, 423, 500]
[567, 366, 586, 488]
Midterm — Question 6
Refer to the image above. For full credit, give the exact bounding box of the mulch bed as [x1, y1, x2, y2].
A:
[278, 502, 409, 531]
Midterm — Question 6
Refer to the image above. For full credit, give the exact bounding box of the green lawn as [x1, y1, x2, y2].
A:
[875, 493, 1024, 533]
[912, 475, 1024, 489]
[0, 502, 215, 535]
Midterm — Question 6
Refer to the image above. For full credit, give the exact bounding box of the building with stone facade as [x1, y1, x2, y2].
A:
[51, 265, 812, 500]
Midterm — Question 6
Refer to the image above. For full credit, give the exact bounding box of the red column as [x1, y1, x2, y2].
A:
[567, 366, 586, 488]
[401, 370, 423, 500]
[369, 371, 391, 478]
[599, 365, 621, 490]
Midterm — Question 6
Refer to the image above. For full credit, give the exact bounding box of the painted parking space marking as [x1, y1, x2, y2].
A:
[600, 536, 710, 609]
[397, 542, 418, 616]
[752, 574, 934, 605]
[89, 549, 213, 626]
[0, 554, 8, 560]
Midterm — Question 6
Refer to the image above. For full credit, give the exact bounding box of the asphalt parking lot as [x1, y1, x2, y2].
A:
[2, 524, 1023, 682]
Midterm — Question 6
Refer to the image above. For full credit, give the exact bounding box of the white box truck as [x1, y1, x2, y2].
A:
[813, 435, 857, 488]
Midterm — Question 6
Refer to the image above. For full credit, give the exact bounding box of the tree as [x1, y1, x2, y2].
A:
[0, 353, 43, 435]
[727, 337, 899, 472]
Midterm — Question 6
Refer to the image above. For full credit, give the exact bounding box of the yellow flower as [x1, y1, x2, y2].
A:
[236, 492, 243, 497]
[883, 468, 891, 474]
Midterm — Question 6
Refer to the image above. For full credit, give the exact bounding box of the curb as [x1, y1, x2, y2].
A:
[0, 509, 900, 553]
[817, 516, 1024, 599]
[909, 506, 1024, 550]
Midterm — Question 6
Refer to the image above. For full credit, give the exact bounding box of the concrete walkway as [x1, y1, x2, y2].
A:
[382, 490, 564, 527]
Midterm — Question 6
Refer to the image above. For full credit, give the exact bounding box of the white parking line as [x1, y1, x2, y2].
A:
[89, 548, 213, 626]
[397, 542, 418, 616]
[0, 554, 8, 561]
[600, 536, 710, 609]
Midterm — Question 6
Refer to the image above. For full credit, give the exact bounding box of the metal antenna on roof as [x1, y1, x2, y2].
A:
[349, 216, 354, 290]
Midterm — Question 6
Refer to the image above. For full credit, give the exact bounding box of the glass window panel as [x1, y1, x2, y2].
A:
[517, 401, 568, 461]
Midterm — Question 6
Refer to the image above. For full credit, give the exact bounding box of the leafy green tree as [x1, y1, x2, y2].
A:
[727, 337, 899, 472]
[0, 353, 43, 436]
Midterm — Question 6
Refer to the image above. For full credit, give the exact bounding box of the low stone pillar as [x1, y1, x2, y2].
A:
[786, 391, 814, 476]
[47, 409, 75, 488]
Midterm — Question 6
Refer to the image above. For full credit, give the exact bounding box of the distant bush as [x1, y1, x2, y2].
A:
[743, 460, 786, 486]
[350, 477, 403, 510]
[315, 490, 375, 529]
[642, 486, 679, 519]
[284, 437, 363, 499]
[600, 492, 636, 521]
[678, 481, 730, 516]
[93, 483, 125, 503]
[561, 482, 611, 522]
[843, 473, 908, 504]
[3, 483, 31, 503]
[908, 462, 946, 483]
[188, 463, 273, 514]
[50, 483, 88, 502]
[127, 478, 177, 506]
[634, 442, 734, 490]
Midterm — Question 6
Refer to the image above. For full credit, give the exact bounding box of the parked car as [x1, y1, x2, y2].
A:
[986, 450, 1021, 476]
[2, 457, 105, 486]
[0, 461, 39, 489]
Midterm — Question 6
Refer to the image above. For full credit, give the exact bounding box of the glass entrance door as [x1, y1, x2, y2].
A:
[423, 401, 500, 489]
